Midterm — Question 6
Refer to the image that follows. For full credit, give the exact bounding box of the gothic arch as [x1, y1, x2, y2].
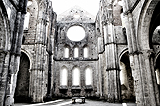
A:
[119, 48, 128, 60]
[21, 49, 32, 70]
[137, 0, 160, 50]
[0, 1, 11, 105]
[14, 52, 30, 103]
[84, 66, 93, 86]
[64, 44, 70, 58]
[72, 66, 80, 86]
[60, 66, 68, 86]
[119, 50, 135, 102]
[0, 0, 11, 51]
[73, 45, 79, 58]
[83, 45, 89, 58]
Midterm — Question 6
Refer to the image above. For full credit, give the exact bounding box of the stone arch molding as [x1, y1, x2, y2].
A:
[0, 1, 11, 52]
[137, 0, 160, 50]
[154, 51, 160, 67]
[21, 49, 32, 70]
[119, 48, 128, 61]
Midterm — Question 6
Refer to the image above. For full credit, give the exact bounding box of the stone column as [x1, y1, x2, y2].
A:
[30, 3, 50, 102]
[5, 0, 28, 105]
[103, 3, 121, 101]
[0, 53, 10, 106]
[5, 12, 22, 106]
[97, 37, 104, 97]
[122, 0, 160, 105]
[140, 50, 159, 106]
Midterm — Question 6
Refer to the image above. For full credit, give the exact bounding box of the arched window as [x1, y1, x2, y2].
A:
[23, 1, 33, 30]
[85, 67, 92, 85]
[83, 46, 89, 58]
[74, 46, 79, 58]
[72, 67, 80, 86]
[23, 12, 30, 30]
[64, 46, 70, 58]
[60, 67, 68, 86]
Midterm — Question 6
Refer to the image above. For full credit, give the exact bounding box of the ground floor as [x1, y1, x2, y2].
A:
[15, 99, 136, 106]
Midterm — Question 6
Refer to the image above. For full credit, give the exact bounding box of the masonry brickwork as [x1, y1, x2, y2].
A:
[0, 0, 160, 106]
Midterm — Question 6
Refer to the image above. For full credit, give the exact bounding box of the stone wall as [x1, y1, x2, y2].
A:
[53, 6, 99, 98]
[0, 0, 28, 105]
[1, 0, 160, 106]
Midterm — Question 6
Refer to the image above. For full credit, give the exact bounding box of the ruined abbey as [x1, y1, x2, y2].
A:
[0, 0, 160, 106]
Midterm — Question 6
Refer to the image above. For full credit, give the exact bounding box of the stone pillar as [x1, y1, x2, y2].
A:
[0, 53, 10, 106]
[103, 3, 121, 101]
[97, 37, 104, 97]
[5, 0, 28, 104]
[122, 0, 160, 105]
[30, 3, 49, 102]
[139, 50, 159, 106]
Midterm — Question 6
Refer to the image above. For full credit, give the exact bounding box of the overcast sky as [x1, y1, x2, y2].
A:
[51, 0, 100, 17]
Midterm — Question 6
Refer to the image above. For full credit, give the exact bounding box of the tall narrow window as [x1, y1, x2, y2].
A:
[85, 67, 92, 85]
[74, 46, 79, 58]
[64, 46, 69, 58]
[60, 67, 68, 86]
[83, 46, 88, 58]
[23, 12, 30, 30]
[72, 67, 80, 86]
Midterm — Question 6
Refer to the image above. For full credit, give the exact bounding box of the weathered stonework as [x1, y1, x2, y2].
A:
[1, 0, 160, 106]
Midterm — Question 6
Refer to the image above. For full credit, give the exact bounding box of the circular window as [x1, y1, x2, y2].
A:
[67, 26, 85, 41]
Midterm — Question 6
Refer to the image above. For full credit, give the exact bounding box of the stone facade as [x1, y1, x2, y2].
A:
[1, 0, 160, 106]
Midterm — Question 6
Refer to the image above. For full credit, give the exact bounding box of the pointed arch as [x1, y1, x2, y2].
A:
[85, 66, 92, 86]
[64, 45, 70, 58]
[137, 0, 160, 50]
[60, 66, 68, 86]
[72, 66, 80, 86]
[0, 2, 10, 51]
[15, 52, 30, 103]
[83, 45, 89, 58]
[119, 50, 135, 101]
[73, 45, 79, 58]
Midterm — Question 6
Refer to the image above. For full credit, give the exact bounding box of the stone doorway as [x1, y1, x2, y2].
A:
[119, 51, 135, 102]
[14, 52, 30, 103]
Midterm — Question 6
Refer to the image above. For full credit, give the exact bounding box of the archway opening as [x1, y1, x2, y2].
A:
[72, 67, 80, 86]
[83, 46, 89, 58]
[60, 66, 68, 86]
[64, 45, 70, 58]
[119, 52, 135, 102]
[149, 1, 160, 48]
[150, 1, 160, 94]
[85, 67, 92, 86]
[14, 52, 30, 103]
[74, 46, 79, 58]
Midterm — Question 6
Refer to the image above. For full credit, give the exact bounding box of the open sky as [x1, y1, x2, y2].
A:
[51, 0, 100, 17]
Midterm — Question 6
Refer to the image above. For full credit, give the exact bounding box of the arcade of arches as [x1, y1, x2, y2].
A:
[1, 0, 160, 106]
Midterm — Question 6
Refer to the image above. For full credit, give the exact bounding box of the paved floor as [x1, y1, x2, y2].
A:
[15, 99, 136, 106]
